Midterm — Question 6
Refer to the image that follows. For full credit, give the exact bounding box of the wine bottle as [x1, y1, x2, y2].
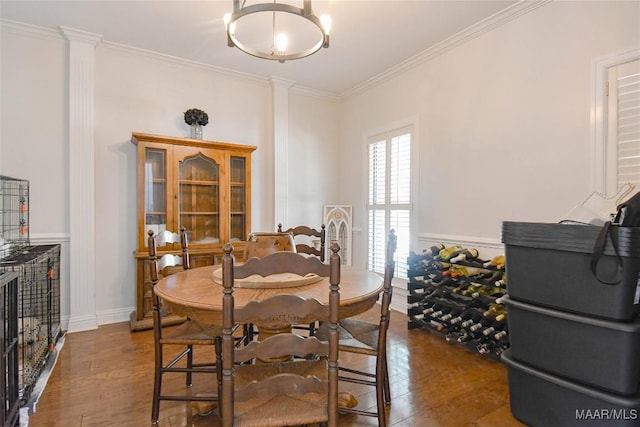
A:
[483, 255, 506, 269]
[429, 319, 446, 332]
[495, 274, 508, 288]
[428, 272, 446, 283]
[439, 309, 460, 323]
[449, 311, 471, 326]
[412, 313, 427, 321]
[423, 303, 442, 317]
[461, 283, 483, 296]
[480, 270, 504, 285]
[483, 301, 507, 318]
[469, 318, 492, 333]
[408, 300, 433, 315]
[449, 248, 479, 264]
[434, 276, 456, 288]
[447, 265, 489, 278]
[494, 330, 508, 340]
[495, 313, 507, 322]
[423, 243, 445, 257]
[482, 321, 503, 337]
[471, 286, 503, 299]
[430, 306, 451, 319]
[460, 314, 482, 330]
[438, 245, 464, 261]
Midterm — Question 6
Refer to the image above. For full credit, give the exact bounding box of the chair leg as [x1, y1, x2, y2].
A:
[152, 346, 162, 424]
[383, 353, 391, 405]
[376, 351, 387, 427]
[186, 344, 194, 387]
[215, 336, 222, 398]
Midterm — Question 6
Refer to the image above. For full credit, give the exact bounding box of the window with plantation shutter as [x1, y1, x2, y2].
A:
[367, 126, 412, 279]
[607, 59, 640, 190]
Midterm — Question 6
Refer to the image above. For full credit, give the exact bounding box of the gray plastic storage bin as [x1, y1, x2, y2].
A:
[502, 350, 640, 427]
[503, 295, 640, 395]
[502, 221, 640, 321]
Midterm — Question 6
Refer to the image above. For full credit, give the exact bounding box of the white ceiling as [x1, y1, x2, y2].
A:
[1, 0, 521, 96]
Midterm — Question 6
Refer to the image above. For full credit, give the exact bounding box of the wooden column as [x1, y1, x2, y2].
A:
[270, 77, 295, 229]
[59, 26, 102, 332]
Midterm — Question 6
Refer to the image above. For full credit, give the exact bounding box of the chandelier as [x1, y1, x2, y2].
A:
[224, 0, 331, 63]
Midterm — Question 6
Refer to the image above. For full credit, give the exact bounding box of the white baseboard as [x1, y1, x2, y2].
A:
[97, 307, 135, 326]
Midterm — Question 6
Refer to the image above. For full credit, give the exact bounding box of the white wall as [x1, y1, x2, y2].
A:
[0, 25, 71, 318]
[286, 90, 341, 228]
[93, 45, 274, 321]
[339, 1, 640, 267]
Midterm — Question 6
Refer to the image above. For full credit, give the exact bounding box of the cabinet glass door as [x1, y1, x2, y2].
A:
[229, 156, 247, 242]
[178, 153, 220, 245]
[144, 148, 167, 240]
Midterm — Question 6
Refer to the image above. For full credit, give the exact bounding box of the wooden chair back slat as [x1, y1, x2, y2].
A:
[235, 335, 329, 363]
[235, 295, 330, 324]
[234, 251, 329, 279]
[278, 224, 326, 261]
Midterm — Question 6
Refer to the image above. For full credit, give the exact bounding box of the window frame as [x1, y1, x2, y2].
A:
[592, 49, 640, 196]
[363, 116, 419, 283]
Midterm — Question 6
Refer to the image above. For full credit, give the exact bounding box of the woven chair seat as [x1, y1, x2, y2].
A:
[234, 393, 328, 427]
[232, 359, 329, 427]
[160, 320, 222, 346]
[316, 319, 379, 355]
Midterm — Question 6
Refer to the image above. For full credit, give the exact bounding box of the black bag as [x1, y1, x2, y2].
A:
[613, 190, 640, 227]
[590, 190, 640, 285]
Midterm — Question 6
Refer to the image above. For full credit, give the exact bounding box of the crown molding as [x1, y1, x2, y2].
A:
[100, 40, 269, 86]
[290, 84, 340, 101]
[340, 0, 552, 98]
[0, 18, 62, 41]
[59, 25, 103, 45]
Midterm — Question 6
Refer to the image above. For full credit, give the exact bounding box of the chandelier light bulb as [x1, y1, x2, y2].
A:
[274, 33, 288, 54]
[320, 14, 332, 35]
[224, 13, 236, 35]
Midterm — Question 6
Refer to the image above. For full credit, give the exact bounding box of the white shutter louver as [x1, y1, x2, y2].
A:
[616, 62, 640, 189]
[367, 128, 412, 278]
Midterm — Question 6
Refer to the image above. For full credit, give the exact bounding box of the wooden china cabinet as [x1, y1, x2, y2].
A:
[130, 132, 256, 331]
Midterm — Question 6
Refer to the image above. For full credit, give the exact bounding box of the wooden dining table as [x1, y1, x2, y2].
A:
[154, 263, 384, 338]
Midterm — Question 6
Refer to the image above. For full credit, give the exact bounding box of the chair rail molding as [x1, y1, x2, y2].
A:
[59, 25, 102, 333]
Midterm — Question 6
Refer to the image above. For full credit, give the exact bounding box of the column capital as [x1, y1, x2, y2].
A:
[59, 26, 103, 46]
[269, 76, 296, 90]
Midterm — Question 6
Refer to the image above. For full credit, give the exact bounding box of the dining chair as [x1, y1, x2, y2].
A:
[240, 231, 298, 343]
[217, 243, 341, 427]
[316, 229, 397, 427]
[277, 223, 327, 336]
[278, 223, 326, 261]
[242, 231, 296, 260]
[147, 228, 222, 424]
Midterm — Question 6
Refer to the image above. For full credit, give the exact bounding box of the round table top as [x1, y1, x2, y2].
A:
[154, 264, 384, 325]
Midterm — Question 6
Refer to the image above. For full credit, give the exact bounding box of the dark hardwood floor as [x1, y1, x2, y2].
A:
[29, 308, 524, 426]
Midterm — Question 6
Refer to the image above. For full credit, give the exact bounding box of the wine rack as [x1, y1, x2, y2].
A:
[406, 245, 508, 360]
